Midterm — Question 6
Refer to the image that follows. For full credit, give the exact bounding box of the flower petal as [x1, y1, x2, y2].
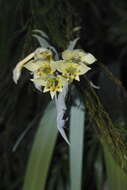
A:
[43, 86, 50, 93]
[24, 60, 44, 71]
[78, 64, 91, 75]
[34, 82, 42, 91]
[31, 78, 47, 86]
[12, 52, 35, 83]
[81, 53, 96, 64]
[34, 48, 53, 60]
[75, 75, 80, 81]
[13, 64, 22, 84]
[50, 91, 56, 99]
[62, 50, 73, 60]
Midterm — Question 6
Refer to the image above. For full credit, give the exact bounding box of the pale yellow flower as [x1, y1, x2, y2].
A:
[55, 61, 90, 81]
[34, 48, 53, 61]
[62, 49, 96, 65]
[24, 60, 55, 77]
[32, 75, 67, 99]
[13, 48, 53, 84]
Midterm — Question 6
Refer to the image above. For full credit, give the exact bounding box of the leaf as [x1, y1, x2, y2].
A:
[32, 34, 50, 48]
[32, 32, 59, 60]
[23, 102, 58, 190]
[94, 146, 104, 190]
[83, 78, 127, 172]
[12, 114, 41, 152]
[69, 88, 85, 190]
[67, 37, 79, 50]
[104, 144, 127, 190]
[55, 84, 70, 145]
[49, 46, 59, 60]
[33, 29, 49, 39]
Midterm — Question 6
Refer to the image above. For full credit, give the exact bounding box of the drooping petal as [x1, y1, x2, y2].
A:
[13, 52, 35, 83]
[13, 64, 22, 84]
[17, 52, 35, 66]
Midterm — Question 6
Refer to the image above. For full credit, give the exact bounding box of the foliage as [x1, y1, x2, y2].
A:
[1, 0, 127, 190]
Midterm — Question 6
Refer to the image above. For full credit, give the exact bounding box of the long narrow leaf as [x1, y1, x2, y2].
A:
[104, 145, 127, 190]
[70, 95, 85, 190]
[23, 102, 58, 190]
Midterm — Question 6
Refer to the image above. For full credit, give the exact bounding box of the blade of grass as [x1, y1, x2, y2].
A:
[23, 101, 58, 190]
[70, 93, 85, 190]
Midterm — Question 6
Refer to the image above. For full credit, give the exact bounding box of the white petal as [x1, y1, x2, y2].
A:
[62, 50, 73, 60]
[43, 87, 50, 93]
[12, 52, 35, 83]
[33, 82, 42, 91]
[24, 61, 41, 71]
[75, 75, 80, 81]
[31, 78, 47, 86]
[79, 64, 91, 75]
[81, 53, 96, 64]
[19, 52, 35, 64]
[50, 91, 56, 99]
[13, 65, 21, 84]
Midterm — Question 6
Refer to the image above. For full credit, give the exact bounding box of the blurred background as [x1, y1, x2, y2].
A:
[1, 0, 127, 189]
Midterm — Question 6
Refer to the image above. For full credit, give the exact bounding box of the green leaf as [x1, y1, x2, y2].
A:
[104, 145, 127, 190]
[33, 29, 49, 39]
[67, 37, 79, 50]
[32, 34, 50, 48]
[23, 102, 58, 190]
[94, 146, 104, 190]
[69, 90, 85, 190]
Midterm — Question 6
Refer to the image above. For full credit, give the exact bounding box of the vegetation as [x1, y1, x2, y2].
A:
[1, 0, 127, 189]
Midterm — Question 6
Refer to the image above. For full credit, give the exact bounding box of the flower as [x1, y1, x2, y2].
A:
[13, 48, 53, 84]
[24, 60, 56, 77]
[13, 46, 96, 99]
[55, 61, 90, 81]
[32, 75, 68, 99]
[34, 48, 53, 61]
[62, 49, 96, 65]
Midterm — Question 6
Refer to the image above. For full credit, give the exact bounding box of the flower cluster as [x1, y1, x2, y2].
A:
[13, 48, 96, 98]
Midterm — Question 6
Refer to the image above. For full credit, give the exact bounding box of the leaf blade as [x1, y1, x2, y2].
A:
[23, 102, 58, 190]
[70, 95, 85, 190]
[104, 144, 127, 190]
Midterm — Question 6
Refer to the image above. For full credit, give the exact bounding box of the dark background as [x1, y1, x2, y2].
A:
[0, 0, 127, 189]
